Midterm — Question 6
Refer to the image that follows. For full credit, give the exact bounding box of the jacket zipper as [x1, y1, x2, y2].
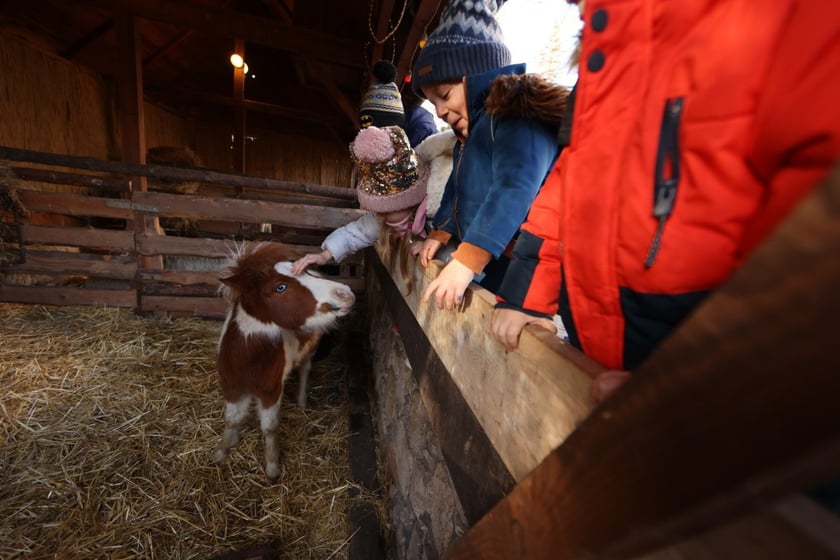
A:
[645, 96, 684, 268]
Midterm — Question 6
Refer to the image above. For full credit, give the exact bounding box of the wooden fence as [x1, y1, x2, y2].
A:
[0, 145, 367, 318]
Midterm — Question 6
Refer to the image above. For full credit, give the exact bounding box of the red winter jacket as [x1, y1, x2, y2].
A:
[497, 0, 840, 369]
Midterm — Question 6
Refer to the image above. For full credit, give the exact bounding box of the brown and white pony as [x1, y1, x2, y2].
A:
[211, 242, 355, 480]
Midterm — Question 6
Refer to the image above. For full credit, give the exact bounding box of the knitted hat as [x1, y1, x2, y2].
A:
[350, 126, 429, 213]
[359, 60, 405, 129]
[412, 0, 511, 96]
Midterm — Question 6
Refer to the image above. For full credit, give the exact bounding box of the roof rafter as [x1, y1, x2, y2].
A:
[75, 0, 365, 68]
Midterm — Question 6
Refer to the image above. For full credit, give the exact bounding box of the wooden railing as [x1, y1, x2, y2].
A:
[0, 145, 367, 318]
[439, 163, 840, 558]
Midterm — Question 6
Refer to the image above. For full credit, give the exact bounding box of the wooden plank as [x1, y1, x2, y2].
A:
[0, 145, 357, 200]
[0, 285, 137, 307]
[369, 250, 516, 524]
[374, 242, 599, 482]
[136, 269, 220, 287]
[140, 294, 227, 319]
[21, 224, 134, 251]
[131, 191, 367, 230]
[16, 190, 134, 220]
[7, 249, 136, 279]
[443, 164, 840, 559]
[136, 232, 363, 265]
[11, 166, 128, 192]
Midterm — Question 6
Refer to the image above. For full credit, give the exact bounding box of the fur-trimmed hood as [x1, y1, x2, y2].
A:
[485, 72, 570, 128]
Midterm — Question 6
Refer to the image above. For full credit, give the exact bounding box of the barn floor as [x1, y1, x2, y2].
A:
[0, 303, 383, 560]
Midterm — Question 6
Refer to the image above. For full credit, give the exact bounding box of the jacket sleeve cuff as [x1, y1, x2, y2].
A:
[452, 242, 492, 274]
[494, 299, 553, 319]
[428, 229, 452, 244]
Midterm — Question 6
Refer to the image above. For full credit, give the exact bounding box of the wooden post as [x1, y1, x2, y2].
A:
[232, 39, 246, 179]
[114, 7, 163, 307]
[443, 164, 840, 559]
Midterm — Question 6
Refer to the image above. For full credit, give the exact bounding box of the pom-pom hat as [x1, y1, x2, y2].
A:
[359, 60, 405, 128]
[351, 126, 429, 214]
[411, 0, 511, 96]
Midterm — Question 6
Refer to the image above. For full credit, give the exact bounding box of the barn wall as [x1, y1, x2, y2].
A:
[0, 33, 193, 159]
[0, 33, 112, 158]
[192, 122, 354, 186]
[367, 270, 468, 559]
[0, 32, 353, 188]
[144, 103, 195, 158]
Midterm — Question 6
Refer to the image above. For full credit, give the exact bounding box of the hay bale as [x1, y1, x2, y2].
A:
[0, 303, 379, 559]
[146, 146, 202, 196]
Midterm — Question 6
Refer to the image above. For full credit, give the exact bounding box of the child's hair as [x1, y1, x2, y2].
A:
[383, 227, 421, 296]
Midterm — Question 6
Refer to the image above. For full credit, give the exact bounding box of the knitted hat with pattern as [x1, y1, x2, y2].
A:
[411, 0, 511, 96]
[359, 60, 405, 129]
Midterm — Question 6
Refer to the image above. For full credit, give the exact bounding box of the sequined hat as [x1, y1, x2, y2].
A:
[350, 126, 429, 213]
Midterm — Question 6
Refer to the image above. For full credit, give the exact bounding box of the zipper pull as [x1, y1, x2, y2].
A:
[645, 97, 684, 268]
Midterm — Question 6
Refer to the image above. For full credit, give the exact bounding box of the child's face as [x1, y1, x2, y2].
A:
[422, 80, 469, 140]
[376, 209, 412, 225]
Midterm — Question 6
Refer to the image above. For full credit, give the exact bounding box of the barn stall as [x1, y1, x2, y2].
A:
[2, 1, 840, 559]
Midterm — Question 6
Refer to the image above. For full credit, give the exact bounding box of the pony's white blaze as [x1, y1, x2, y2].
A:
[212, 243, 354, 482]
[273, 261, 355, 332]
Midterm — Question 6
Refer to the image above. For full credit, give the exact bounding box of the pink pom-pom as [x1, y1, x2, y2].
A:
[352, 127, 395, 163]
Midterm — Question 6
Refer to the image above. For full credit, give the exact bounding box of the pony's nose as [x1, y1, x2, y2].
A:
[334, 286, 355, 306]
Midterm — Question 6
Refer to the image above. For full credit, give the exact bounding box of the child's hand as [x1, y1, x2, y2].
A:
[491, 308, 557, 351]
[422, 258, 474, 310]
[408, 239, 423, 257]
[291, 249, 331, 275]
[418, 238, 442, 267]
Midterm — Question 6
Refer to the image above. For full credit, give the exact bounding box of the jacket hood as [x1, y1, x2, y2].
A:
[465, 63, 570, 132]
[486, 73, 570, 128]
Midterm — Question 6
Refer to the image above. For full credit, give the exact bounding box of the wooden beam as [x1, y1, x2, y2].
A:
[129, 191, 366, 230]
[76, 0, 363, 67]
[142, 0, 235, 67]
[443, 163, 840, 559]
[1, 145, 357, 200]
[0, 285, 137, 308]
[232, 39, 246, 176]
[395, 0, 441, 83]
[310, 62, 360, 129]
[59, 16, 114, 59]
[369, 0, 396, 68]
[114, 7, 165, 275]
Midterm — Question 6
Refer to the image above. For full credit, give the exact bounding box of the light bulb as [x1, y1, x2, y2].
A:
[230, 53, 244, 68]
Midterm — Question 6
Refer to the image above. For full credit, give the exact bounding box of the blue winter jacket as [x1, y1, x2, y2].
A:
[432, 64, 560, 273]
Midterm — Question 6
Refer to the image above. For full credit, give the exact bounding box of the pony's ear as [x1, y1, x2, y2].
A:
[219, 268, 241, 288]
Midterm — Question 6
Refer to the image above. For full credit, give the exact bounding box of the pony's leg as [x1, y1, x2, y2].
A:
[259, 399, 283, 481]
[296, 355, 313, 409]
[211, 394, 251, 463]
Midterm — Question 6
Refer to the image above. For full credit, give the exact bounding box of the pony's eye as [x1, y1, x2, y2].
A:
[275, 283, 287, 294]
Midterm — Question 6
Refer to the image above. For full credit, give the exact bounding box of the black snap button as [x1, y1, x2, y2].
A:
[587, 50, 605, 72]
[592, 9, 608, 31]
